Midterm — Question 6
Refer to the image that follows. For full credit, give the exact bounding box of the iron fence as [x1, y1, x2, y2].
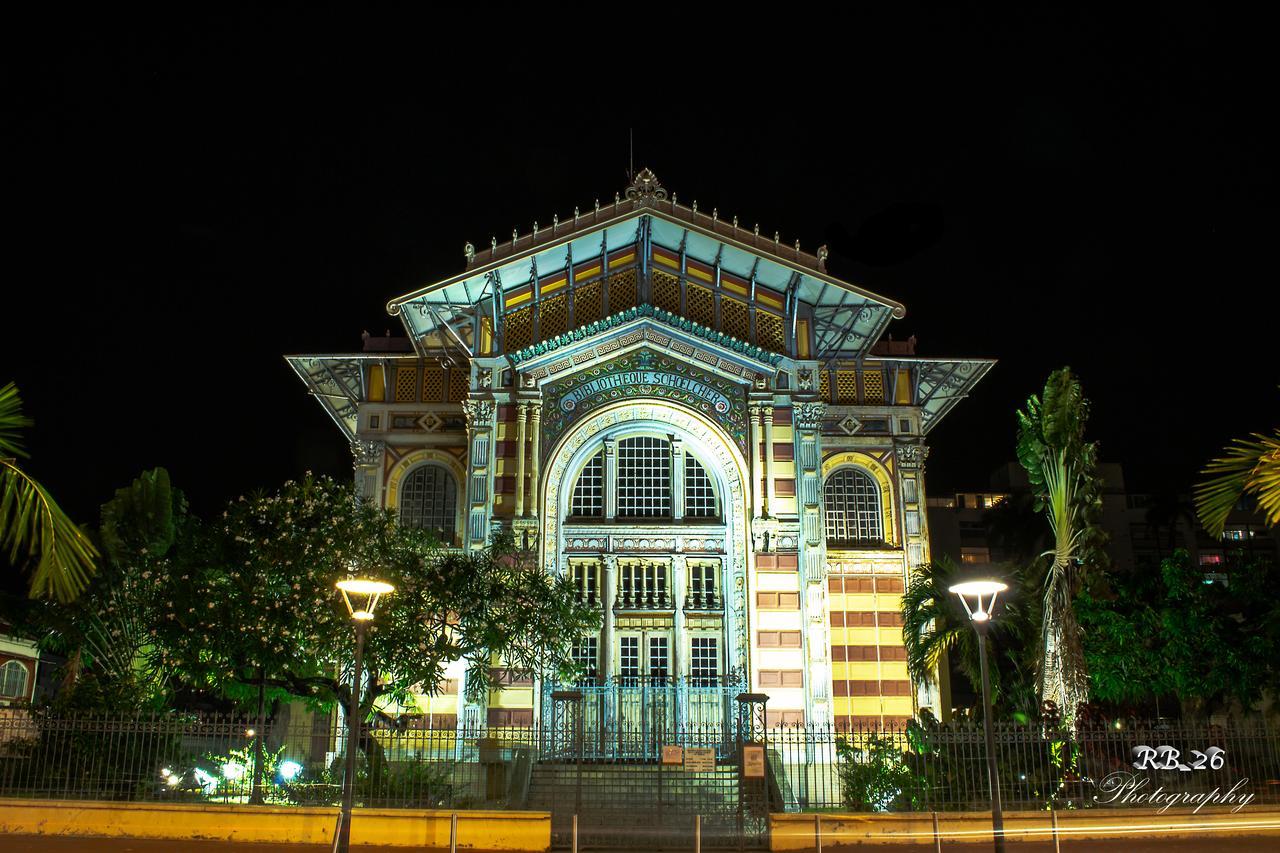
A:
[1, 708, 1278, 814]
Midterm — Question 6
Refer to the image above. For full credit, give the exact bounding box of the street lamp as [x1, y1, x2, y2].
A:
[949, 579, 1008, 853]
[333, 578, 394, 853]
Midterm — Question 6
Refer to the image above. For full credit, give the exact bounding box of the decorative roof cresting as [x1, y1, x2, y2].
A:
[624, 168, 668, 203]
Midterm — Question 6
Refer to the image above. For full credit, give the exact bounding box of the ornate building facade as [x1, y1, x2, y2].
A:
[290, 171, 992, 738]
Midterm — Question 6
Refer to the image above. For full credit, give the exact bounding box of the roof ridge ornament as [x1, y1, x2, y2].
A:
[625, 167, 668, 203]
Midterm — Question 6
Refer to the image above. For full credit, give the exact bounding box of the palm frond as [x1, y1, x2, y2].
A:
[1195, 430, 1280, 537]
[0, 382, 32, 460]
[0, 458, 98, 601]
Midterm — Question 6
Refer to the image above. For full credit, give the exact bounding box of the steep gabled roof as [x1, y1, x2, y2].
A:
[388, 169, 906, 363]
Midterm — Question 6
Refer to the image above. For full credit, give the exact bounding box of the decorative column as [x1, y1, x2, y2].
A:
[514, 404, 528, 518]
[670, 436, 685, 520]
[794, 401, 829, 726]
[895, 439, 939, 718]
[528, 404, 542, 517]
[671, 554, 688, 730]
[601, 554, 617, 727]
[748, 405, 763, 520]
[762, 405, 776, 518]
[603, 437, 618, 519]
[462, 399, 496, 547]
[350, 439, 384, 503]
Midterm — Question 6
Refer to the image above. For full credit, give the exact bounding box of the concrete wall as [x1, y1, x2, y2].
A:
[0, 799, 550, 851]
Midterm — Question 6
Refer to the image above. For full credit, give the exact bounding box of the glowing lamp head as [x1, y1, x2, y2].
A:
[336, 578, 395, 622]
[949, 579, 1007, 625]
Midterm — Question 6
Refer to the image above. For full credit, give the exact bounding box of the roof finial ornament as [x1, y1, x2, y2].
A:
[692, 200, 698, 214]
[464, 241, 476, 263]
[754, 223, 760, 237]
[671, 193, 677, 206]
[574, 206, 580, 224]
[712, 208, 718, 222]
[732, 215, 739, 228]
[774, 231, 780, 246]
[624, 167, 668, 203]
[491, 236, 498, 253]
[532, 221, 539, 239]
[794, 239, 801, 254]
[552, 214, 559, 230]
[594, 199, 600, 214]
[513, 228, 519, 243]
[817, 245, 829, 271]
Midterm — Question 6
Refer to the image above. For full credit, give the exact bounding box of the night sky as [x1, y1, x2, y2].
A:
[4, 8, 1277, 527]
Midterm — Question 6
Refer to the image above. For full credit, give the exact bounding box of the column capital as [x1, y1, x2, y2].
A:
[350, 439, 384, 468]
[462, 398, 494, 432]
[793, 401, 827, 431]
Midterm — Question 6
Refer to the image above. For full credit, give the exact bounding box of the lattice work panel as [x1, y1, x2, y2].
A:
[687, 285, 714, 327]
[573, 280, 602, 327]
[835, 370, 858, 404]
[607, 269, 639, 313]
[447, 366, 469, 402]
[653, 271, 681, 314]
[819, 370, 831, 401]
[862, 369, 885, 404]
[395, 367, 418, 402]
[722, 296, 749, 341]
[757, 311, 785, 354]
[422, 367, 444, 402]
[539, 293, 568, 340]
[505, 306, 533, 352]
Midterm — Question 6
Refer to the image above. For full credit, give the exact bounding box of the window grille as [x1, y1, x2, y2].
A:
[572, 562, 599, 605]
[572, 636, 598, 686]
[0, 661, 27, 698]
[618, 561, 669, 609]
[620, 636, 640, 685]
[691, 637, 719, 686]
[684, 454, 717, 518]
[649, 636, 670, 683]
[570, 453, 604, 517]
[399, 464, 458, 542]
[616, 436, 671, 517]
[824, 468, 884, 544]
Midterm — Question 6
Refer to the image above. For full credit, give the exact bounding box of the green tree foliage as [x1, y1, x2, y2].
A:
[150, 474, 600, 719]
[17, 468, 184, 709]
[1078, 551, 1280, 714]
[1015, 368, 1107, 722]
[0, 381, 98, 601]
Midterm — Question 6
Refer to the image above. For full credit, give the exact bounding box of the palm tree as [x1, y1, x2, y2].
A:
[902, 555, 1030, 714]
[1015, 368, 1107, 725]
[0, 381, 98, 601]
[1195, 425, 1280, 538]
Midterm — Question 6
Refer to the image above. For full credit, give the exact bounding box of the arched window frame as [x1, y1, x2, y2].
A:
[823, 465, 887, 546]
[0, 660, 28, 699]
[397, 462, 460, 545]
[563, 430, 723, 523]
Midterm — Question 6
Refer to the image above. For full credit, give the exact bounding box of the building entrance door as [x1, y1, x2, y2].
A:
[614, 629, 673, 757]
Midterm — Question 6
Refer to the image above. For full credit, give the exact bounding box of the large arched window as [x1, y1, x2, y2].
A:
[824, 468, 884, 544]
[570, 452, 604, 517]
[0, 660, 28, 699]
[617, 436, 671, 517]
[683, 454, 717, 518]
[399, 464, 458, 542]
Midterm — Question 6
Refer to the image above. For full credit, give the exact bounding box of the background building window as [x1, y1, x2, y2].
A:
[572, 637, 598, 686]
[684, 454, 717, 518]
[691, 637, 719, 686]
[0, 660, 28, 699]
[399, 464, 457, 542]
[570, 452, 604, 516]
[823, 468, 884, 544]
[616, 436, 671, 517]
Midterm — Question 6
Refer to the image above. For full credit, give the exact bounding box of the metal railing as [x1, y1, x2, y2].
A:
[2, 708, 1277, 813]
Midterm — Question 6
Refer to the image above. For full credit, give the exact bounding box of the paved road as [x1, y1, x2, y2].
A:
[7, 835, 1280, 852]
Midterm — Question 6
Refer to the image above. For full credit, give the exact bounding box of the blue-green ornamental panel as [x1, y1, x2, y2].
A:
[540, 348, 748, 456]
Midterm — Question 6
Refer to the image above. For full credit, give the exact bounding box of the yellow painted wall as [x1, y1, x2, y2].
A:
[771, 808, 1280, 848]
[0, 800, 551, 851]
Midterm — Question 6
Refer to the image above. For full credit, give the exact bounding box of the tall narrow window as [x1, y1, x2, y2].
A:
[683, 454, 717, 518]
[399, 464, 458, 543]
[823, 468, 884, 544]
[616, 436, 671, 517]
[0, 661, 27, 698]
[649, 636, 670, 683]
[691, 637, 719, 686]
[572, 637, 598, 686]
[570, 452, 604, 517]
[620, 636, 641, 685]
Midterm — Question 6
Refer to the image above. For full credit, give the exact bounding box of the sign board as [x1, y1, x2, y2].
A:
[742, 745, 766, 778]
[684, 747, 716, 773]
[661, 745, 684, 766]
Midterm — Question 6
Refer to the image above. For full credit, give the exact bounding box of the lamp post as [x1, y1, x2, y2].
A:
[333, 578, 394, 853]
[949, 579, 1008, 853]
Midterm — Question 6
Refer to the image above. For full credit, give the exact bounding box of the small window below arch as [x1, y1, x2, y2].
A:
[399, 464, 458, 543]
[683, 454, 718, 518]
[0, 660, 28, 699]
[570, 452, 604, 517]
[824, 468, 885, 545]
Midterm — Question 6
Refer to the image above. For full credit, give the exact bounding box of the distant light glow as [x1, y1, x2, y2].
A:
[193, 768, 217, 793]
[279, 760, 303, 781]
[221, 761, 245, 781]
[949, 580, 1008, 596]
[336, 579, 395, 595]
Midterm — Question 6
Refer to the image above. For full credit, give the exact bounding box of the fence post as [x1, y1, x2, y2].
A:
[695, 814, 701, 853]
[932, 811, 941, 853]
[814, 812, 822, 853]
[572, 813, 579, 853]
[449, 812, 457, 853]
[1051, 804, 1060, 853]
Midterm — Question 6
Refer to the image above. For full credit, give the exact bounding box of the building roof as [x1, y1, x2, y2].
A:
[387, 169, 907, 363]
